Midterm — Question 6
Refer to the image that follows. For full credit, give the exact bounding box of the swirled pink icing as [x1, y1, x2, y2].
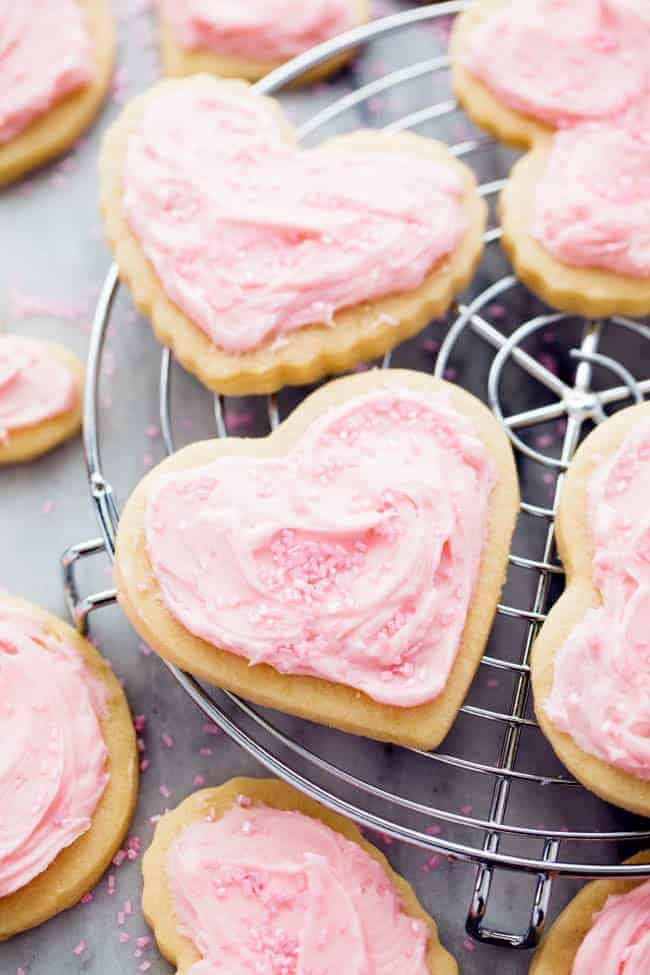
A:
[160, 0, 355, 61]
[145, 388, 496, 707]
[0, 602, 109, 897]
[571, 879, 650, 974]
[0, 0, 95, 145]
[0, 336, 79, 443]
[546, 418, 650, 778]
[464, 0, 650, 127]
[532, 98, 650, 278]
[122, 78, 468, 354]
[168, 801, 430, 975]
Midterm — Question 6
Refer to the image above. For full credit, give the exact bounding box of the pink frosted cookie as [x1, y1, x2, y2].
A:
[114, 370, 518, 750]
[142, 778, 458, 975]
[0, 0, 115, 187]
[0, 593, 138, 940]
[530, 852, 650, 974]
[100, 76, 486, 395]
[0, 334, 84, 465]
[500, 95, 650, 317]
[451, 0, 650, 316]
[158, 0, 369, 83]
[532, 402, 650, 816]
[451, 0, 650, 147]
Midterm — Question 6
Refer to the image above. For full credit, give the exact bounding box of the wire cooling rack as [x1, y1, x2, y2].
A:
[62, 1, 650, 951]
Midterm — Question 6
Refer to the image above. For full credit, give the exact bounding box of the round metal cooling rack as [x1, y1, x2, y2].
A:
[62, 1, 650, 952]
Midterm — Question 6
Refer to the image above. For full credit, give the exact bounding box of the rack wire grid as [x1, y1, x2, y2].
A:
[61, 0, 650, 953]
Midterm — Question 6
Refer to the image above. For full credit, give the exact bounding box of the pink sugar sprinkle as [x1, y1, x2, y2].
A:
[202, 722, 222, 736]
[199, 747, 212, 757]
[460, 804, 473, 816]
[487, 302, 507, 321]
[9, 288, 90, 324]
[159, 784, 172, 799]
[133, 714, 146, 733]
[117, 911, 125, 926]
[143, 452, 154, 467]
[81, 891, 94, 904]
[119, 932, 130, 943]
[139, 963, 151, 972]
[107, 874, 116, 894]
[422, 854, 440, 872]
[136, 936, 151, 949]
[463, 938, 477, 953]
[124, 899, 132, 915]
[139, 642, 152, 656]
[140, 759, 150, 772]
[225, 409, 254, 432]
[535, 433, 554, 449]
[421, 337, 439, 355]
[72, 940, 86, 956]
[161, 732, 174, 749]
[146, 424, 160, 438]
[41, 499, 54, 515]
[426, 824, 442, 836]
[202, 721, 222, 735]
[17, 969, 26, 975]
[113, 850, 126, 867]
[193, 774, 206, 786]
[543, 472, 555, 485]
[487, 678, 500, 689]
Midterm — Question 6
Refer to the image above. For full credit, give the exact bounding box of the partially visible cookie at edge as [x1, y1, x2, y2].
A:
[158, 0, 369, 85]
[0, 0, 115, 187]
[142, 778, 459, 975]
[0, 334, 84, 465]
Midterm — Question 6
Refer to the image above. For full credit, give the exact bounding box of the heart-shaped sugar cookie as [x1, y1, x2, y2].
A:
[0, 0, 115, 188]
[100, 76, 486, 395]
[451, 0, 650, 316]
[158, 0, 369, 85]
[531, 401, 650, 816]
[114, 370, 518, 750]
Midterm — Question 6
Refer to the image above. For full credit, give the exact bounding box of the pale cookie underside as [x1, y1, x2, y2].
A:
[531, 402, 650, 817]
[142, 777, 459, 975]
[0, 341, 84, 466]
[530, 852, 650, 975]
[159, 0, 370, 85]
[0, 593, 138, 940]
[0, 0, 115, 188]
[99, 77, 487, 396]
[501, 147, 650, 318]
[449, 0, 552, 150]
[114, 369, 519, 751]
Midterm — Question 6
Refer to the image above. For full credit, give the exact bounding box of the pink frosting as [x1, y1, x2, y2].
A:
[532, 98, 650, 278]
[168, 801, 430, 975]
[0, 603, 109, 897]
[546, 418, 650, 778]
[572, 880, 650, 975]
[464, 0, 650, 127]
[145, 388, 496, 708]
[0, 336, 78, 443]
[122, 78, 468, 354]
[0, 0, 95, 145]
[160, 0, 355, 61]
